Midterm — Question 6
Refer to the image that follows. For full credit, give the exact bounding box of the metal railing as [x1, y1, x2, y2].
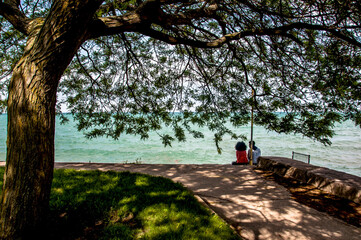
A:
[292, 151, 311, 164]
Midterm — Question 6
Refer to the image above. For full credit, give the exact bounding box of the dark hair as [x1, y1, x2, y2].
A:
[249, 141, 257, 150]
[235, 141, 247, 151]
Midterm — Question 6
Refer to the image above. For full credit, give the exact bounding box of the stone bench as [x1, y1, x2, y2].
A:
[257, 156, 361, 204]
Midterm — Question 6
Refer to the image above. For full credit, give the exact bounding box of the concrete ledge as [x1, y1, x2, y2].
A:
[258, 156, 361, 204]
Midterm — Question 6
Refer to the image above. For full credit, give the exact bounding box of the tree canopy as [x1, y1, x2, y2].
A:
[1, 0, 361, 148]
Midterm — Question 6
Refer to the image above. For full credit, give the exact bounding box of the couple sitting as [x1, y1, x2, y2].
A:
[232, 141, 261, 165]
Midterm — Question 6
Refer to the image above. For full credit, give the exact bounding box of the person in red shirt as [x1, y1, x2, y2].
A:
[232, 141, 249, 165]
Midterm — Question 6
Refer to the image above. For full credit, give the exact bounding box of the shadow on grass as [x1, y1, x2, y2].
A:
[44, 169, 239, 239]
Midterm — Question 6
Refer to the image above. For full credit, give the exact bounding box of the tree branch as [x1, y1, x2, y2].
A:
[88, 0, 218, 39]
[83, 0, 361, 49]
[0, 1, 29, 35]
[88, 13, 145, 38]
[275, 22, 361, 48]
[137, 25, 304, 48]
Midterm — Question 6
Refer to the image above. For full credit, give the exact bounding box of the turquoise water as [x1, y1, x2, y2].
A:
[0, 114, 360, 177]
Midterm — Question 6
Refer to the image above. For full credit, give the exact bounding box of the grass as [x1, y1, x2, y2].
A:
[0, 167, 240, 240]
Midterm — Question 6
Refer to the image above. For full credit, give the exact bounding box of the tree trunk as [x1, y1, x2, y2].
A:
[0, 1, 103, 238]
[0, 57, 57, 239]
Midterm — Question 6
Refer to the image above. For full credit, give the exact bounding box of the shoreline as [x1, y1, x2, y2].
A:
[0, 159, 361, 177]
[1, 159, 361, 177]
[1, 115, 361, 178]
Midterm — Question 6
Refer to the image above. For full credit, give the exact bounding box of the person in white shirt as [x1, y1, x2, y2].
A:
[248, 141, 261, 165]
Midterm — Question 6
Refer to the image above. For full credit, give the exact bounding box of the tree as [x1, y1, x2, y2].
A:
[0, 0, 360, 238]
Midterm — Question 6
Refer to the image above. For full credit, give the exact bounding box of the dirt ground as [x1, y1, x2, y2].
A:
[254, 168, 361, 228]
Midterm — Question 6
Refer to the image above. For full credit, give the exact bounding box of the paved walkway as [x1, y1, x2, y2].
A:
[52, 162, 361, 240]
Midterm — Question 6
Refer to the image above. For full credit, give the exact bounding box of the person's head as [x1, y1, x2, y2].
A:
[235, 141, 247, 151]
[249, 141, 255, 148]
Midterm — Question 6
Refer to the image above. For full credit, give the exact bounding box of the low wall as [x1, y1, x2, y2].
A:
[257, 156, 361, 204]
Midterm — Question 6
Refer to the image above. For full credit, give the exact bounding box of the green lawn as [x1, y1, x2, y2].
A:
[0, 167, 240, 239]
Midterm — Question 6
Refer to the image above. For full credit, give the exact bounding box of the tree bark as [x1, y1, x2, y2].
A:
[0, 56, 58, 238]
[0, 1, 103, 238]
